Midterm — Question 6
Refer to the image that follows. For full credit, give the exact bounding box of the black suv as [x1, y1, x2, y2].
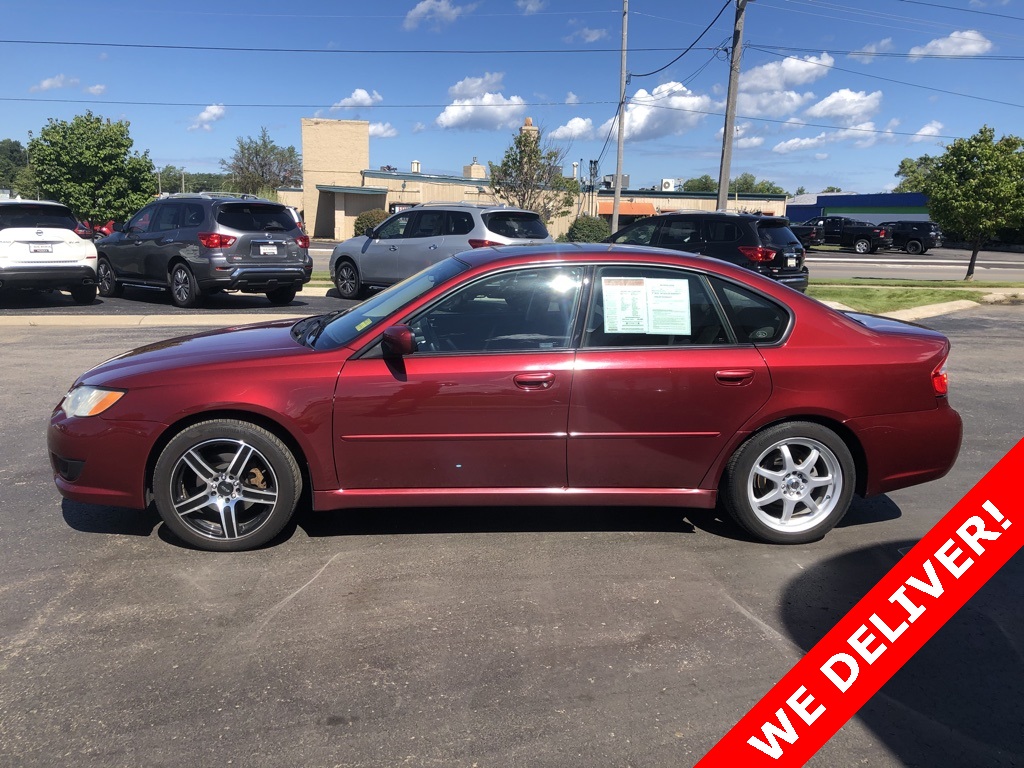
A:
[96, 193, 312, 307]
[879, 220, 942, 255]
[607, 211, 808, 292]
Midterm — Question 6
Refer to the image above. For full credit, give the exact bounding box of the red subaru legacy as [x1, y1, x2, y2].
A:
[48, 245, 962, 551]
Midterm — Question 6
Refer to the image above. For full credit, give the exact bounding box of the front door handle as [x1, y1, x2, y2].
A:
[513, 372, 555, 390]
[389, 245, 398, 251]
[715, 369, 755, 386]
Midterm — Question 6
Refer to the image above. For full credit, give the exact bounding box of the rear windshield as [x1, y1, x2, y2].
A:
[216, 203, 297, 232]
[757, 222, 802, 247]
[0, 204, 78, 231]
[482, 211, 549, 239]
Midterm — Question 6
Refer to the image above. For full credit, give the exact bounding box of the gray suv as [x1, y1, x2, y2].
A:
[329, 202, 552, 300]
[96, 193, 312, 307]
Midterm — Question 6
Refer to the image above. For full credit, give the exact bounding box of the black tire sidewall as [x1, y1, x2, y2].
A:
[334, 261, 361, 300]
[267, 287, 297, 305]
[97, 258, 122, 297]
[169, 264, 200, 308]
[70, 285, 97, 304]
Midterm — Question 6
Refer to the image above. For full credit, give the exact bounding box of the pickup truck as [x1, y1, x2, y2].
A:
[790, 216, 893, 253]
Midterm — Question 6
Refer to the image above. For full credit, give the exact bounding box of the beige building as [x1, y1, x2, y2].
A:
[279, 118, 788, 241]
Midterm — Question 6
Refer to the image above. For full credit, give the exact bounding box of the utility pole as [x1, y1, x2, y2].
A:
[611, 0, 628, 233]
[716, 0, 753, 211]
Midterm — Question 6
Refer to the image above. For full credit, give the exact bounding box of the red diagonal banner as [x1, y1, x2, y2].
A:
[696, 437, 1024, 767]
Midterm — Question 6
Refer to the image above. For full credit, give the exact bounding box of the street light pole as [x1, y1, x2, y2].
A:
[716, 0, 752, 212]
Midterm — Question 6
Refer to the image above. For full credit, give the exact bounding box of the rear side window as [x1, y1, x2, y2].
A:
[152, 204, 181, 232]
[447, 211, 475, 235]
[757, 223, 801, 247]
[705, 221, 743, 244]
[609, 220, 656, 245]
[482, 211, 549, 239]
[216, 203, 296, 232]
[709, 277, 790, 343]
[0, 204, 78, 231]
[409, 210, 445, 237]
[656, 219, 701, 248]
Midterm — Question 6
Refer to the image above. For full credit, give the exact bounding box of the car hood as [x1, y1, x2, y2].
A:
[78, 319, 310, 387]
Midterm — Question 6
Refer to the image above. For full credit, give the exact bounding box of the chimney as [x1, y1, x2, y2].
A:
[411, 160, 421, 174]
[519, 117, 540, 142]
[463, 156, 486, 179]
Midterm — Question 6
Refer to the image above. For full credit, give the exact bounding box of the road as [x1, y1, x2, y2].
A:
[805, 245, 1024, 282]
[0, 303, 1022, 766]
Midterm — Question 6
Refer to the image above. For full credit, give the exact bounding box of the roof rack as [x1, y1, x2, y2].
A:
[157, 192, 267, 201]
[415, 201, 508, 209]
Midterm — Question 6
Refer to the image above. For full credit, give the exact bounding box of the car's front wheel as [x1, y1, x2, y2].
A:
[69, 285, 97, 305]
[169, 263, 201, 308]
[97, 257, 123, 298]
[333, 260, 364, 300]
[152, 419, 302, 552]
[722, 421, 855, 544]
[854, 238, 871, 254]
[266, 286, 297, 305]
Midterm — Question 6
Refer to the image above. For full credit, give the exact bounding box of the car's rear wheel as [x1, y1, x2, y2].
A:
[906, 240, 923, 255]
[70, 285, 97, 305]
[334, 260, 364, 300]
[266, 286, 297, 305]
[97, 257, 123, 298]
[854, 238, 871, 254]
[722, 422, 855, 544]
[169, 263, 201, 308]
[152, 419, 302, 552]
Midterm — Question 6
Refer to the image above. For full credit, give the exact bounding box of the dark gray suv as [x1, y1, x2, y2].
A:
[96, 193, 312, 307]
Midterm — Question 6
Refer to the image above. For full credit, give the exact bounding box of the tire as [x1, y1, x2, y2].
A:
[906, 240, 923, 255]
[69, 285, 97, 305]
[722, 421, 856, 544]
[169, 263, 201, 308]
[854, 239, 870, 254]
[266, 286, 297, 305]
[152, 419, 302, 552]
[333, 260, 364, 300]
[97, 257, 123, 298]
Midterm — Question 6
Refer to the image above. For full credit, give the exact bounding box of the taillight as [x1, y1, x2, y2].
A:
[932, 359, 949, 396]
[468, 239, 502, 249]
[198, 232, 237, 249]
[295, 235, 310, 249]
[737, 245, 776, 263]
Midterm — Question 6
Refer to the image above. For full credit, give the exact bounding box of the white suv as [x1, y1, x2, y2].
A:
[0, 200, 98, 304]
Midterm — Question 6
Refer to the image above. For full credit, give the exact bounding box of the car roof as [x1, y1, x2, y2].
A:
[639, 210, 788, 223]
[0, 199, 70, 208]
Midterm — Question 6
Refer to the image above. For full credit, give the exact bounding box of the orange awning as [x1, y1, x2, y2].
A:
[597, 202, 656, 216]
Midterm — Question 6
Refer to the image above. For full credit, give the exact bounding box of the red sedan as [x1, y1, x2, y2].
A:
[48, 245, 962, 551]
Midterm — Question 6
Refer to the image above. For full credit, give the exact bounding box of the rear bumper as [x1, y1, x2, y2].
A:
[756, 266, 809, 293]
[0, 265, 95, 290]
[199, 264, 312, 294]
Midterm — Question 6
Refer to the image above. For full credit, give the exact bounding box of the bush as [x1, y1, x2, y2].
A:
[354, 208, 389, 236]
[565, 215, 611, 243]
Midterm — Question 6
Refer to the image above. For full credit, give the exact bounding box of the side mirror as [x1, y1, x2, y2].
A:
[381, 325, 418, 356]
[365, 226, 377, 238]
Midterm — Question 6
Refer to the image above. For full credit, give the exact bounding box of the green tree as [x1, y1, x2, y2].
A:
[27, 111, 155, 221]
[923, 126, 1024, 280]
[794, 186, 807, 196]
[820, 185, 843, 193]
[0, 139, 28, 193]
[681, 174, 716, 193]
[565, 215, 611, 243]
[892, 154, 937, 193]
[488, 129, 579, 221]
[354, 208, 389, 236]
[220, 127, 301, 195]
[730, 172, 786, 195]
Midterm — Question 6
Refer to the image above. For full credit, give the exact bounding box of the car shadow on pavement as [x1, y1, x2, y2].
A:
[780, 540, 1024, 765]
[61, 498, 161, 537]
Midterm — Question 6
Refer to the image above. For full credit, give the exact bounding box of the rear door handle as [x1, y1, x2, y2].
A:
[715, 369, 755, 386]
[389, 245, 398, 251]
[513, 372, 555, 390]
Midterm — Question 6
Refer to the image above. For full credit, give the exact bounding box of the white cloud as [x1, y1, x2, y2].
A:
[912, 120, 944, 142]
[804, 89, 883, 126]
[772, 133, 829, 154]
[449, 72, 504, 99]
[412, 122, 427, 133]
[435, 92, 527, 130]
[909, 30, 992, 60]
[566, 91, 579, 105]
[737, 90, 814, 115]
[517, 0, 544, 13]
[598, 82, 714, 141]
[188, 104, 226, 132]
[30, 74, 80, 92]
[783, 117, 807, 130]
[369, 122, 398, 138]
[85, 84, 106, 95]
[550, 117, 594, 140]
[740, 53, 833, 92]
[331, 88, 382, 110]
[849, 37, 894, 63]
[565, 27, 608, 43]
[815, 153, 829, 161]
[404, 0, 476, 30]
[833, 121, 881, 148]
[736, 136, 765, 149]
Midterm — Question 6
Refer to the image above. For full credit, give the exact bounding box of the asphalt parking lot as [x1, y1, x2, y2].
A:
[1, 305, 1021, 767]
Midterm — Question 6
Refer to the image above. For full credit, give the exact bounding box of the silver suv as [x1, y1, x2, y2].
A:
[329, 202, 552, 300]
[0, 200, 98, 304]
[96, 193, 312, 307]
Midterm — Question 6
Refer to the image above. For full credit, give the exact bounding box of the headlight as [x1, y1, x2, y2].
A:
[62, 386, 125, 417]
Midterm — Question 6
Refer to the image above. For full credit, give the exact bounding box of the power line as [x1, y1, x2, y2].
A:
[748, 44, 1024, 61]
[897, 0, 1024, 22]
[630, 0, 731, 78]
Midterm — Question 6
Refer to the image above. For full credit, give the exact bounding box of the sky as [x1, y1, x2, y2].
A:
[3, 0, 1023, 196]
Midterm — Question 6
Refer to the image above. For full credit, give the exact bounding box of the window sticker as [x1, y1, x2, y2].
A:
[602, 276, 692, 335]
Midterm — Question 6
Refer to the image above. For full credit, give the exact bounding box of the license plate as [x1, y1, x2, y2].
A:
[30, 243, 52, 253]
[786, 257, 797, 268]
[259, 244, 277, 256]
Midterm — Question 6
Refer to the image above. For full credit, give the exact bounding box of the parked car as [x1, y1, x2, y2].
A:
[0, 200, 98, 304]
[329, 202, 552, 300]
[790, 216, 892, 254]
[606, 211, 809, 292]
[49, 244, 962, 552]
[880, 220, 942, 255]
[96, 192, 312, 308]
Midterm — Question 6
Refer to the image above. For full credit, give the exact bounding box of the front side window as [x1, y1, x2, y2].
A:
[376, 212, 413, 240]
[127, 206, 156, 233]
[583, 265, 729, 348]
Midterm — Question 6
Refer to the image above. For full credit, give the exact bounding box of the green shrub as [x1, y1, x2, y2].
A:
[565, 215, 611, 243]
[354, 208, 389, 236]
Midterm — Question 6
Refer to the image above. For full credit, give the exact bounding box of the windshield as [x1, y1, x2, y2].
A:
[312, 257, 470, 351]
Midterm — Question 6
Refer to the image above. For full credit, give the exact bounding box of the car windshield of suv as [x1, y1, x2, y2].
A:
[307, 257, 470, 351]
[757, 222, 801, 247]
[482, 211, 549, 239]
[0, 204, 78, 231]
[216, 203, 296, 232]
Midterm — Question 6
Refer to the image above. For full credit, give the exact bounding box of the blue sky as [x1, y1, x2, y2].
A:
[3, 0, 1022, 195]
